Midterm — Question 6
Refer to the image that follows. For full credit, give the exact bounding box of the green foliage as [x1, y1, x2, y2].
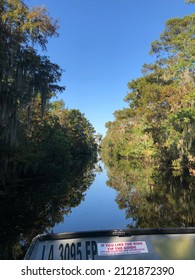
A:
[0, 97, 97, 184]
[185, 0, 195, 3]
[0, 1, 97, 185]
[102, 13, 195, 172]
[0, 0, 64, 145]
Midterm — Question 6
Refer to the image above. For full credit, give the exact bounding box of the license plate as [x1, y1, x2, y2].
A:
[40, 239, 98, 260]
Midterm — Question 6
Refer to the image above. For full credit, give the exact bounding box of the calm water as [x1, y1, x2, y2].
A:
[53, 162, 134, 233]
[0, 158, 195, 259]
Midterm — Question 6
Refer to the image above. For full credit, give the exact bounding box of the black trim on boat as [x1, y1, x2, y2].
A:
[38, 227, 195, 241]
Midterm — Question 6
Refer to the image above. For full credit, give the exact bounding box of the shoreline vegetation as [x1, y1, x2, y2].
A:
[0, 0, 98, 186]
[101, 12, 195, 176]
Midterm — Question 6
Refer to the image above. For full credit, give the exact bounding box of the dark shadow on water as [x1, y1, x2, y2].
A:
[0, 157, 97, 260]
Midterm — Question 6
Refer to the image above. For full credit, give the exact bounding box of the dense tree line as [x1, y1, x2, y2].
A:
[0, 0, 97, 185]
[102, 13, 195, 173]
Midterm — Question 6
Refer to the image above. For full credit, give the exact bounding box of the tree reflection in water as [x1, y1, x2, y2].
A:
[104, 158, 195, 229]
[0, 158, 97, 260]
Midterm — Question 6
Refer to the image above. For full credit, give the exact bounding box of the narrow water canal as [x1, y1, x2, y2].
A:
[1, 157, 195, 259]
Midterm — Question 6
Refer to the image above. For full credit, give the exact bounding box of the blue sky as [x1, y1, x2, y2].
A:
[28, 0, 194, 135]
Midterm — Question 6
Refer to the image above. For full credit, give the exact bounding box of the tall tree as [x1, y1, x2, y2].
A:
[102, 14, 195, 171]
[0, 0, 64, 144]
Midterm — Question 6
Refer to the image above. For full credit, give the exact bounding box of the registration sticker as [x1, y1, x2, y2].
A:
[97, 241, 148, 256]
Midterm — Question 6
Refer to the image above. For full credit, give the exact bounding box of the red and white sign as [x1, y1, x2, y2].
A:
[97, 241, 148, 256]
